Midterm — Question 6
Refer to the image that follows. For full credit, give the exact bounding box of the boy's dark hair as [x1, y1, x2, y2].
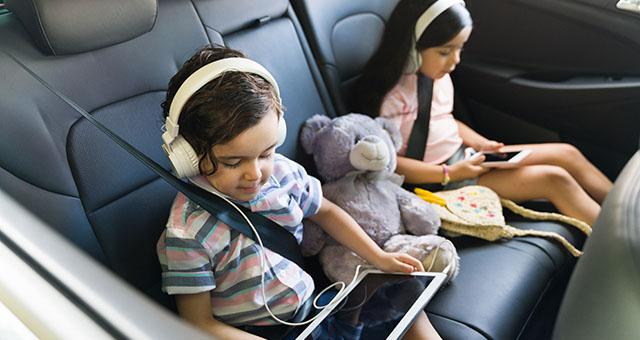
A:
[161, 45, 282, 175]
[351, 0, 472, 117]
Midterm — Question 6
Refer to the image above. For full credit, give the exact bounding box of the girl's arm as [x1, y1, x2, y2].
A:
[175, 292, 264, 340]
[396, 154, 488, 184]
[396, 156, 449, 184]
[309, 198, 424, 273]
[455, 119, 503, 152]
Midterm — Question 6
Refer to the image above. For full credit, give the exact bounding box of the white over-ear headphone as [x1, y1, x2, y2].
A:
[407, 0, 466, 73]
[161, 57, 287, 178]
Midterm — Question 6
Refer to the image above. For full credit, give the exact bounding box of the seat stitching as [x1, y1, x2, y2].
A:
[29, 0, 56, 55]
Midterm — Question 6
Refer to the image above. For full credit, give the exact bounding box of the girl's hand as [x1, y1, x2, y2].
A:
[477, 140, 504, 152]
[450, 155, 490, 181]
[372, 252, 425, 273]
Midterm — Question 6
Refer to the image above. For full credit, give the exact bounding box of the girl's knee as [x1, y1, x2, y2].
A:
[561, 143, 581, 155]
[520, 165, 578, 202]
[539, 165, 576, 187]
[554, 143, 586, 164]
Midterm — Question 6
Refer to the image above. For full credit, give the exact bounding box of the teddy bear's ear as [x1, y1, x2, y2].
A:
[375, 117, 403, 151]
[300, 114, 331, 154]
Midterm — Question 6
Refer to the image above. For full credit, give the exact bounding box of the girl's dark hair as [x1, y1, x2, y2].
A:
[351, 0, 472, 117]
[161, 45, 282, 175]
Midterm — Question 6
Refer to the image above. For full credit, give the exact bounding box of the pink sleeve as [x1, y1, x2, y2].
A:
[379, 91, 406, 130]
[379, 89, 406, 118]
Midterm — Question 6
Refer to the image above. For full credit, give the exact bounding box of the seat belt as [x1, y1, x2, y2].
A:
[7, 52, 304, 267]
[403, 74, 438, 192]
[405, 73, 434, 161]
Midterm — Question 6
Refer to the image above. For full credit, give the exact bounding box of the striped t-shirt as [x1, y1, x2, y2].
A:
[157, 154, 322, 326]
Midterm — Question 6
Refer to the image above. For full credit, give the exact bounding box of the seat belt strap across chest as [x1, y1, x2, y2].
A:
[405, 73, 434, 161]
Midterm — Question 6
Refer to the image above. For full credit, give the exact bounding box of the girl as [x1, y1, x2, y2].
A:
[352, 0, 612, 225]
[157, 45, 440, 340]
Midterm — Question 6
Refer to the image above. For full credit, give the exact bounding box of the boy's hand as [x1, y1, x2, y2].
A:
[372, 252, 425, 274]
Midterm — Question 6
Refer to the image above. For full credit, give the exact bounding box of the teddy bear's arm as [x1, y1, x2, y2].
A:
[300, 218, 327, 257]
[396, 188, 441, 235]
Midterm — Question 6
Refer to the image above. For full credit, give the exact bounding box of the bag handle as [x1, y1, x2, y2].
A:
[500, 198, 592, 236]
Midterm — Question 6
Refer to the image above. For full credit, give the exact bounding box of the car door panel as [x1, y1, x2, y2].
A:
[455, 0, 640, 179]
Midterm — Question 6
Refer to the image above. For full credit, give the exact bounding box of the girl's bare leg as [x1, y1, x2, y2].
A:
[501, 143, 612, 204]
[403, 311, 442, 340]
[478, 164, 600, 225]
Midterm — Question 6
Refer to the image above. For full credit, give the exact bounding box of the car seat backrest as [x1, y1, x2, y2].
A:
[0, 0, 331, 308]
[189, 0, 331, 160]
[1, 0, 212, 307]
[6, 0, 157, 55]
[291, 0, 399, 115]
[553, 150, 640, 339]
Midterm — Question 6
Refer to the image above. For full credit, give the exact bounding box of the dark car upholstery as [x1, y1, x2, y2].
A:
[1, 0, 331, 308]
[0, 0, 606, 339]
[291, 0, 399, 116]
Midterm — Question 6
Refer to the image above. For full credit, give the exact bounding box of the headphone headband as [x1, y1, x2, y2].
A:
[414, 0, 466, 41]
[162, 57, 281, 146]
[161, 56, 286, 179]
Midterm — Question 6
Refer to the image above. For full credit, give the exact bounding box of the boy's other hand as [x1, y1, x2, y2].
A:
[373, 252, 425, 274]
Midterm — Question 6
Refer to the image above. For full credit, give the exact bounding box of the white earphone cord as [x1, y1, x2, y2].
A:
[425, 239, 455, 275]
[209, 191, 364, 326]
[209, 191, 453, 326]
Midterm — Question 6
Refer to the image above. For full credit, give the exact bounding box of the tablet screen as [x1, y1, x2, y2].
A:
[286, 272, 440, 340]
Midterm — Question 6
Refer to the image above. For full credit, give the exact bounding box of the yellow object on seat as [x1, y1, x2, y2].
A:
[415, 185, 592, 257]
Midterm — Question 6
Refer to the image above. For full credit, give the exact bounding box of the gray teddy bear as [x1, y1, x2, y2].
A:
[300, 113, 459, 284]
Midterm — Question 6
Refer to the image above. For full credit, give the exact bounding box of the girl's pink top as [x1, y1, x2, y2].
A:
[379, 73, 462, 164]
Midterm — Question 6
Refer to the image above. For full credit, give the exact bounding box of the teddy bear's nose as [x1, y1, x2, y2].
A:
[350, 135, 389, 171]
[357, 136, 385, 159]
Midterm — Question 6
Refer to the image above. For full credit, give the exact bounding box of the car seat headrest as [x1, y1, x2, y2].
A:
[6, 0, 158, 56]
[191, 0, 288, 35]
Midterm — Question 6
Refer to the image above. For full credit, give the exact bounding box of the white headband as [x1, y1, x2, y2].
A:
[414, 0, 466, 41]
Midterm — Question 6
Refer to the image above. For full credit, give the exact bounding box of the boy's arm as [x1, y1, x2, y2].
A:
[309, 198, 424, 273]
[455, 119, 503, 152]
[175, 292, 264, 340]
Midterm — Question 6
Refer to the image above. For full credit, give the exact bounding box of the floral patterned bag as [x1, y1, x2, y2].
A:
[415, 185, 592, 256]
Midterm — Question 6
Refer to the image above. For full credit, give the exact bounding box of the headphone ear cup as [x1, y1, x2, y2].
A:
[166, 136, 200, 178]
[405, 45, 421, 74]
[414, 49, 422, 70]
[276, 116, 287, 148]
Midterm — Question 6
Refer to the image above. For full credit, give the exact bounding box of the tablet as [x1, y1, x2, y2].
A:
[477, 149, 531, 168]
[289, 269, 447, 340]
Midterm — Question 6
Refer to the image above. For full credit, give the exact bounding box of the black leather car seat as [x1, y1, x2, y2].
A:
[0, 0, 332, 310]
[291, 0, 399, 116]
